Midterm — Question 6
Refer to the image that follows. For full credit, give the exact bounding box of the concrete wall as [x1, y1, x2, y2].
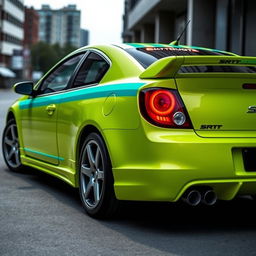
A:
[155, 11, 175, 43]
[244, 0, 256, 56]
[141, 24, 154, 42]
[128, 0, 160, 30]
[187, 0, 216, 48]
[215, 0, 229, 51]
[123, 0, 256, 56]
[229, 0, 244, 55]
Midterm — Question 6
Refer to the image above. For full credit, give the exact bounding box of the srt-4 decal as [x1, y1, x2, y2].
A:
[200, 125, 223, 130]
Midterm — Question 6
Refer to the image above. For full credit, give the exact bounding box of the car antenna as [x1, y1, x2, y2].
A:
[170, 20, 191, 46]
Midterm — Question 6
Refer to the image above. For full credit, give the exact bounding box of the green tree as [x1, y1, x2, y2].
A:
[31, 42, 77, 74]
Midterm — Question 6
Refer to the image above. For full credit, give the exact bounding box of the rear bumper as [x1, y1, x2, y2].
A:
[103, 126, 256, 202]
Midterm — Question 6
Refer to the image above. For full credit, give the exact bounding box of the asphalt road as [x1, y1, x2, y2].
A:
[1, 89, 256, 256]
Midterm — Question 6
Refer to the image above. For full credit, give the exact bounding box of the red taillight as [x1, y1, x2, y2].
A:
[139, 88, 193, 128]
[149, 90, 175, 116]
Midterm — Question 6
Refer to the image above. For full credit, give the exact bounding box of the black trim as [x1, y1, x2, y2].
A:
[242, 148, 256, 172]
[67, 51, 90, 89]
[69, 49, 111, 90]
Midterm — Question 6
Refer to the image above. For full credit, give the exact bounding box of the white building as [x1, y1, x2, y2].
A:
[38, 4, 81, 48]
[0, 0, 24, 67]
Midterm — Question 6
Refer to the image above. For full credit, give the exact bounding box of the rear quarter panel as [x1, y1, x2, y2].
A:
[56, 81, 145, 167]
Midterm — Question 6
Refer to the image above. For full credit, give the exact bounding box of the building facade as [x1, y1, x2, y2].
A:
[0, 0, 24, 67]
[123, 0, 256, 56]
[80, 29, 89, 47]
[38, 4, 81, 48]
[24, 7, 39, 47]
[23, 7, 39, 80]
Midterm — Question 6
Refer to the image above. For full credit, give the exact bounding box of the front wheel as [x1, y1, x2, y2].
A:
[78, 133, 119, 218]
[2, 119, 23, 172]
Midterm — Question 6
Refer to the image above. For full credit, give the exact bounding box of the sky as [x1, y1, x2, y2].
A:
[24, 0, 124, 45]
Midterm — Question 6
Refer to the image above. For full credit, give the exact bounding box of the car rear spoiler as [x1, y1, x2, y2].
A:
[139, 56, 256, 79]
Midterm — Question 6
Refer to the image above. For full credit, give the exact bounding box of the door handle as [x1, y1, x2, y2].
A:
[46, 104, 56, 115]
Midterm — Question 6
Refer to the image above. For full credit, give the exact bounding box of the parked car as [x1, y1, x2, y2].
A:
[3, 43, 256, 218]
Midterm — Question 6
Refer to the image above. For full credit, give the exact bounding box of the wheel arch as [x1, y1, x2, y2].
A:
[75, 124, 113, 185]
[6, 110, 15, 123]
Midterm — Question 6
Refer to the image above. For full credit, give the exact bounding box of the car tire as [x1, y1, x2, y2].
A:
[78, 132, 119, 218]
[2, 119, 24, 172]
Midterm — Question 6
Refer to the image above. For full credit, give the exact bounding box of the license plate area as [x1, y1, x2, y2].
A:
[242, 148, 256, 172]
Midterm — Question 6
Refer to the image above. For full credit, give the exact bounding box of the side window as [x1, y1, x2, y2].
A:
[73, 52, 109, 88]
[39, 54, 84, 94]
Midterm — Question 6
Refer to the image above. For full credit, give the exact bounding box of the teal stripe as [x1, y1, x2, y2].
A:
[127, 43, 173, 48]
[24, 148, 64, 161]
[146, 43, 169, 47]
[126, 43, 146, 48]
[19, 82, 145, 110]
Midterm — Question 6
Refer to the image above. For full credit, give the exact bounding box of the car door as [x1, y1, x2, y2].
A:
[56, 51, 110, 164]
[20, 53, 85, 165]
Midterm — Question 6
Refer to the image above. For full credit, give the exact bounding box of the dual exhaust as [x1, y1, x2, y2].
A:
[182, 188, 217, 206]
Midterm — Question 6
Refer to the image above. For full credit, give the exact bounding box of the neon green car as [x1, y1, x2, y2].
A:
[3, 43, 256, 218]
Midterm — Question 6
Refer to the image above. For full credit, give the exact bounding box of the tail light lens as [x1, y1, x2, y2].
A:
[139, 88, 193, 128]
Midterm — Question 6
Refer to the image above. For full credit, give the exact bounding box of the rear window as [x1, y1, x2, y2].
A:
[125, 47, 226, 68]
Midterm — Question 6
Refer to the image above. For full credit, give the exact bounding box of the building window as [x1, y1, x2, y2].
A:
[7, 0, 24, 11]
[1, 32, 22, 45]
[2, 10, 23, 28]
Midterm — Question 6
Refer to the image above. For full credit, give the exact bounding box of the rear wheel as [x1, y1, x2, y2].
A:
[2, 119, 23, 172]
[78, 133, 119, 218]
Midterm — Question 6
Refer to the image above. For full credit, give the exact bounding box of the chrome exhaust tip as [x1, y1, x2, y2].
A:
[202, 190, 217, 206]
[182, 190, 201, 206]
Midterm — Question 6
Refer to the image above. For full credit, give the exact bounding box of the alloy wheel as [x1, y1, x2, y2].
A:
[80, 140, 105, 209]
[3, 123, 21, 168]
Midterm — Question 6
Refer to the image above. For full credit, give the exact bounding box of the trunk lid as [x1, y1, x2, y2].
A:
[140, 55, 256, 137]
[176, 76, 256, 137]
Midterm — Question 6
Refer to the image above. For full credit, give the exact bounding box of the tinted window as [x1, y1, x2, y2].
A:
[180, 65, 256, 73]
[39, 54, 84, 94]
[125, 47, 227, 68]
[73, 52, 109, 88]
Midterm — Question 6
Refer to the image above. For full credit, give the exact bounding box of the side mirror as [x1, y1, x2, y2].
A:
[14, 81, 34, 96]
